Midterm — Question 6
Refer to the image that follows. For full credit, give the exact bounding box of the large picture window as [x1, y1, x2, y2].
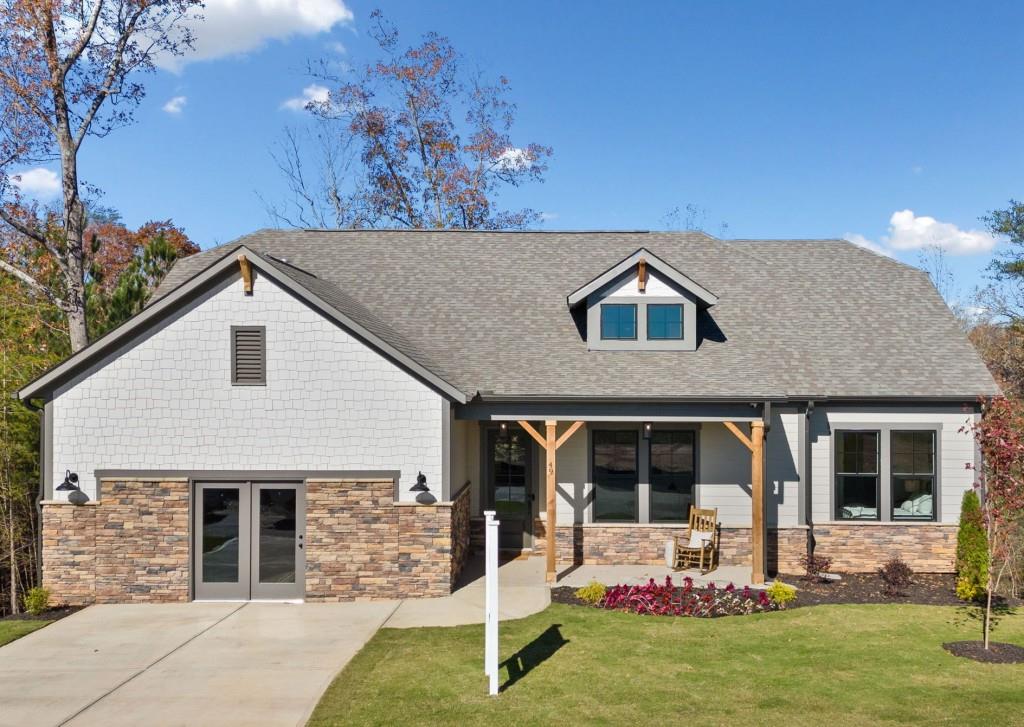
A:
[600, 304, 637, 340]
[891, 431, 936, 521]
[593, 430, 638, 522]
[835, 431, 879, 520]
[650, 430, 695, 522]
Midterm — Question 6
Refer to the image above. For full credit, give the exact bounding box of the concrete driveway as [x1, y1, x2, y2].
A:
[0, 601, 399, 727]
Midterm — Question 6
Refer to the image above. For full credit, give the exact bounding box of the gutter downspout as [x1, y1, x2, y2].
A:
[804, 400, 815, 561]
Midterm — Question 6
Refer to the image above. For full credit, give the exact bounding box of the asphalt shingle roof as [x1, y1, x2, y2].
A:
[154, 229, 999, 401]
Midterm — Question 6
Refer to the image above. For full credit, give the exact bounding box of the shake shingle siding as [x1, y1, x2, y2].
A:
[153, 230, 998, 401]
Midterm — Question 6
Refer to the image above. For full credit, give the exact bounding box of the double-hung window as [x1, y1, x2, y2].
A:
[600, 304, 637, 340]
[647, 304, 684, 340]
[891, 431, 936, 521]
[592, 430, 639, 522]
[650, 430, 695, 522]
[835, 431, 880, 520]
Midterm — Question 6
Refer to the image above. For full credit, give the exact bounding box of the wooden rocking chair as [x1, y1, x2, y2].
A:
[671, 506, 719, 574]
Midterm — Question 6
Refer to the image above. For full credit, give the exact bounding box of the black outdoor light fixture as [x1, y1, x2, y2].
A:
[57, 469, 89, 505]
[56, 469, 79, 491]
[411, 472, 429, 492]
[643, 422, 653, 439]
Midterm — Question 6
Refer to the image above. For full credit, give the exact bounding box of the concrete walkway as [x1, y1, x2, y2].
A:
[0, 601, 399, 727]
[385, 555, 550, 628]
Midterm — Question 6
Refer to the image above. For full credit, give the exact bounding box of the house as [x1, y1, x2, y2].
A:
[18, 230, 998, 604]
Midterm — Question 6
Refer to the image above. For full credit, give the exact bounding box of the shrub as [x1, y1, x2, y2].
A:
[766, 580, 797, 608]
[600, 576, 777, 617]
[956, 489, 988, 601]
[878, 557, 913, 597]
[574, 580, 607, 605]
[800, 553, 833, 583]
[22, 587, 50, 616]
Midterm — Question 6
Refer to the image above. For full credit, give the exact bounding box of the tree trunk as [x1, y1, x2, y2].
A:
[7, 500, 17, 614]
[984, 584, 992, 650]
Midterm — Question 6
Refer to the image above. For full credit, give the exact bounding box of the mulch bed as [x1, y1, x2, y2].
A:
[0, 605, 82, 622]
[943, 640, 1024, 664]
[778, 572, 969, 608]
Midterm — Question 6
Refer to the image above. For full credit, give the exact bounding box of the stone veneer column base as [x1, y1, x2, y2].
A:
[812, 523, 957, 572]
[531, 519, 808, 576]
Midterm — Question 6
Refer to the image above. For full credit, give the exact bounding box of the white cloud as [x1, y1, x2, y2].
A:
[280, 84, 330, 111]
[540, 212, 559, 222]
[162, 95, 187, 114]
[845, 209, 999, 257]
[326, 40, 347, 54]
[842, 232, 893, 258]
[886, 209, 997, 254]
[494, 147, 533, 171]
[158, 0, 354, 71]
[10, 168, 60, 198]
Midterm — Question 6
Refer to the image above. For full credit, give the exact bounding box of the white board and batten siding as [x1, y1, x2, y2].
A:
[50, 275, 445, 501]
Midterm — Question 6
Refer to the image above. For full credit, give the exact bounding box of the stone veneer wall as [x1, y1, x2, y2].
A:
[43, 477, 468, 606]
[42, 478, 191, 605]
[531, 520, 808, 575]
[305, 478, 468, 601]
[448, 485, 472, 587]
[41, 502, 97, 605]
[812, 523, 957, 572]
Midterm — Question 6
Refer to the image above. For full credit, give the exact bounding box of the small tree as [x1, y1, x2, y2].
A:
[956, 489, 988, 601]
[965, 397, 1024, 649]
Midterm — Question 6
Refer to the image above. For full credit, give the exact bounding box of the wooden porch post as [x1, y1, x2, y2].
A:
[545, 421, 557, 583]
[723, 419, 766, 585]
[750, 420, 766, 585]
[517, 420, 585, 584]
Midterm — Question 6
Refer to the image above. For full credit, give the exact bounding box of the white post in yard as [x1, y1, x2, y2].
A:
[484, 510, 500, 696]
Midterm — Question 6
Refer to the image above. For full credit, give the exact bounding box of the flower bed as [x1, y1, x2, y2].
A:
[594, 576, 778, 617]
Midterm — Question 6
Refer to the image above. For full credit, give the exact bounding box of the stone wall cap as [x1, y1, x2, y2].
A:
[98, 477, 189, 483]
[41, 500, 100, 506]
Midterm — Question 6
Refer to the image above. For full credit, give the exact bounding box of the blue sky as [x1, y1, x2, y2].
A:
[13, 1, 1024, 295]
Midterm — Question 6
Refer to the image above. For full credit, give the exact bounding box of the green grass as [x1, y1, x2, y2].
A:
[310, 604, 1024, 726]
[0, 619, 51, 647]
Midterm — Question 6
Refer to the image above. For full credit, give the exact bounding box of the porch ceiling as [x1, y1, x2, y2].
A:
[455, 401, 764, 422]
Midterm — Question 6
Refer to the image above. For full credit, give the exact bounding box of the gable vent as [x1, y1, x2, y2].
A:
[231, 326, 266, 385]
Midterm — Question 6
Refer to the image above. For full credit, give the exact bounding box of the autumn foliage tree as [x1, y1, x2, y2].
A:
[965, 396, 1024, 649]
[0, 0, 201, 351]
[84, 218, 198, 337]
[268, 10, 551, 230]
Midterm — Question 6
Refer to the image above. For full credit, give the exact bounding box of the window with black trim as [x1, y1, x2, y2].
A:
[593, 430, 638, 522]
[647, 304, 684, 340]
[835, 431, 879, 520]
[600, 304, 637, 340]
[891, 431, 936, 521]
[231, 326, 266, 385]
[650, 430, 695, 522]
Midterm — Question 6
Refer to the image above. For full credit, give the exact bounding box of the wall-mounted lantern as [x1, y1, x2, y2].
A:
[643, 422, 653, 439]
[57, 470, 89, 505]
[411, 471, 436, 504]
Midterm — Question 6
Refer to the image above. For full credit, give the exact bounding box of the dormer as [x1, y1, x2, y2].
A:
[567, 248, 718, 351]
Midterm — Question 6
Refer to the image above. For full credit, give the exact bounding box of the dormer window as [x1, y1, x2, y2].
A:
[566, 248, 718, 352]
[647, 304, 683, 340]
[600, 304, 637, 340]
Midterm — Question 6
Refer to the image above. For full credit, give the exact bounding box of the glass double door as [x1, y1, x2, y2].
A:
[194, 481, 305, 600]
[487, 426, 533, 550]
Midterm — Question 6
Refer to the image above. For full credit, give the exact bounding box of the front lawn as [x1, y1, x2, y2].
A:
[0, 619, 51, 647]
[310, 604, 1024, 726]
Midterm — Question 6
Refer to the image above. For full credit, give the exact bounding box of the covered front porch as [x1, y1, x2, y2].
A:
[452, 401, 807, 586]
